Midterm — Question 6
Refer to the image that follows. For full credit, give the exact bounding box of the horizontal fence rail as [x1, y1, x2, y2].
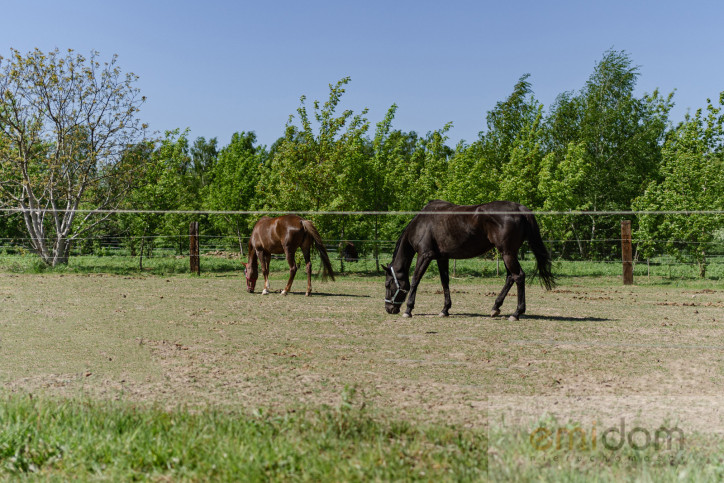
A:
[0, 208, 721, 280]
[1, 208, 724, 216]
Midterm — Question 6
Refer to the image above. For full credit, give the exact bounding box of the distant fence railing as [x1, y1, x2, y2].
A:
[0, 209, 722, 279]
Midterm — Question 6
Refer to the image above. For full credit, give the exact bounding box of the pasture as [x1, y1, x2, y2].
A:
[1, 266, 724, 480]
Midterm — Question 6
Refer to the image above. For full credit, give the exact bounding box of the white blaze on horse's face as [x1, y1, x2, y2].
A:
[243, 263, 257, 293]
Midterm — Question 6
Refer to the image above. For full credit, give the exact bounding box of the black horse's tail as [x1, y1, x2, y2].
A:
[523, 212, 556, 290]
[301, 219, 336, 282]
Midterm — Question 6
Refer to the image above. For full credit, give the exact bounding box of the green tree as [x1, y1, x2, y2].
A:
[203, 131, 266, 253]
[498, 104, 546, 208]
[634, 94, 724, 276]
[119, 130, 193, 265]
[189, 136, 219, 193]
[262, 77, 374, 239]
[544, 50, 672, 257]
[444, 74, 539, 206]
[537, 142, 593, 257]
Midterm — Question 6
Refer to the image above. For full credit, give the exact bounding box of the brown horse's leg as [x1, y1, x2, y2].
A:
[302, 246, 312, 296]
[403, 255, 433, 318]
[281, 248, 298, 295]
[260, 250, 272, 294]
[437, 258, 452, 317]
[501, 252, 526, 321]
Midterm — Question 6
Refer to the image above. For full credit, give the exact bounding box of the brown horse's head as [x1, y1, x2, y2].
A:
[243, 262, 258, 293]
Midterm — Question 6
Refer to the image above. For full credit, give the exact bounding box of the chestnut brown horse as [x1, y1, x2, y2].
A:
[244, 215, 335, 296]
[384, 200, 555, 320]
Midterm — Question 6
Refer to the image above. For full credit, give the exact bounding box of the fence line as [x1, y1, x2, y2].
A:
[1, 208, 724, 216]
[0, 235, 722, 245]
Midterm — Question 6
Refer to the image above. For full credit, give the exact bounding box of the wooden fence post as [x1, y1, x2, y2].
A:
[621, 220, 633, 285]
[189, 221, 200, 276]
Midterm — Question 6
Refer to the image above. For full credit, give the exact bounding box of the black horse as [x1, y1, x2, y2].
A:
[384, 200, 555, 321]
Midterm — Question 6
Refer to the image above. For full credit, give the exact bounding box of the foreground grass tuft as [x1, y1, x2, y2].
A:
[0, 394, 487, 481]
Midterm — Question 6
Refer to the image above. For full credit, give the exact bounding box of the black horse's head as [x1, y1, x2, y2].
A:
[384, 264, 409, 314]
[243, 262, 258, 293]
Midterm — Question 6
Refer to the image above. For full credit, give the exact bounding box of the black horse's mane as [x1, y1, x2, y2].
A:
[391, 220, 414, 262]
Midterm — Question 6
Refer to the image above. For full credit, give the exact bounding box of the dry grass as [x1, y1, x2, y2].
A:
[1, 272, 723, 432]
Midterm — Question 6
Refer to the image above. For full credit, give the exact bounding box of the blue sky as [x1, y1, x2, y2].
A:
[3, 1, 723, 147]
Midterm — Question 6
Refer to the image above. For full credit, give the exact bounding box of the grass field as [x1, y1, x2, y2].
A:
[1, 258, 723, 480]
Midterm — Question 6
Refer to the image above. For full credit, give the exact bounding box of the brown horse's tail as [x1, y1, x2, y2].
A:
[301, 219, 336, 282]
[523, 212, 556, 291]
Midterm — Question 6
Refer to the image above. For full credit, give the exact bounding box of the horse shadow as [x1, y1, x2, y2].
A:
[279, 291, 371, 298]
[410, 312, 610, 322]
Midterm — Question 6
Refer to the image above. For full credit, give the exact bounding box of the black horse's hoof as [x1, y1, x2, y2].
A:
[491, 309, 501, 317]
[509, 315, 519, 322]
[402, 312, 412, 318]
[439, 311, 449, 317]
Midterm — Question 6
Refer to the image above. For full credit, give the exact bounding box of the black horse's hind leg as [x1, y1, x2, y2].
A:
[403, 255, 433, 318]
[501, 252, 526, 321]
[437, 258, 452, 317]
[491, 271, 514, 317]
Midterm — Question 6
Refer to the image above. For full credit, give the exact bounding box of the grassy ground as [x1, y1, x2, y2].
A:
[0, 250, 722, 280]
[1, 258, 723, 480]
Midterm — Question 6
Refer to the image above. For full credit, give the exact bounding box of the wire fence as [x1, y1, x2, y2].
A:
[0, 209, 722, 278]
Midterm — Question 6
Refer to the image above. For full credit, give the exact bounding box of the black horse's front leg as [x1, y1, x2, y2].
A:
[437, 258, 452, 317]
[403, 255, 432, 318]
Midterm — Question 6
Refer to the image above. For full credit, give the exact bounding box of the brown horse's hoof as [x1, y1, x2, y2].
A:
[305, 292, 311, 297]
[262, 289, 269, 295]
[281, 290, 288, 296]
[491, 309, 500, 317]
[509, 315, 519, 322]
[402, 312, 412, 318]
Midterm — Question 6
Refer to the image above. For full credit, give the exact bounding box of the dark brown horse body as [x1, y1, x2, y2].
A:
[244, 215, 334, 296]
[384, 200, 555, 320]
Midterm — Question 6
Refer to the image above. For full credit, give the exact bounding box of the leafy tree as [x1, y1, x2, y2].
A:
[0, 48, 147, 266]
[189, 136, 218, 193]
[399, 125, 454, 210]
[498, 104, 546, 209]
[537, 142, 593, 257]
[444, 75, 539, 206]
[544, 50, 672, 257]
[203, 131, 266, 253]
[119, 130, 193, 264]
[635, 94, 724, 276]
[262, 77, 374, 239]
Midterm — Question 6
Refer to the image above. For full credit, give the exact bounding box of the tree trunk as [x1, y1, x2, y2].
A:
[52, 237, 70, 267]
[235, 223, 244, 256]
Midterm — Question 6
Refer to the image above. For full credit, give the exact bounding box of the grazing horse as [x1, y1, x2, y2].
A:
[384, 200, 555, 321]
[244, 215, 335, 296]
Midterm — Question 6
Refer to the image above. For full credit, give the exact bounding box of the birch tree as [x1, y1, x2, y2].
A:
[0, 48, 147, 266]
